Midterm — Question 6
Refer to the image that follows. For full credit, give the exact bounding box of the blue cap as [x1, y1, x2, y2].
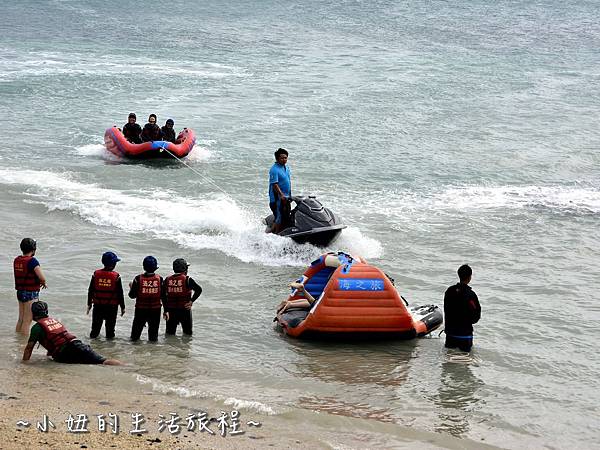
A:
[143, 255, 158, 272]
[102, 251, 120, 266]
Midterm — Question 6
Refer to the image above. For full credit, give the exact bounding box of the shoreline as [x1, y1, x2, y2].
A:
[0, 358, 302, 449]
[0, 356, 502, 450]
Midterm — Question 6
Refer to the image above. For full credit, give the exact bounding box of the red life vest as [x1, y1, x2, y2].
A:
[135, 274, 162, 309]
[13, 255, 41, 291]
[92, 269, 120, 305]
[164, 273, 191, 309]
[37, 317, 76, 357]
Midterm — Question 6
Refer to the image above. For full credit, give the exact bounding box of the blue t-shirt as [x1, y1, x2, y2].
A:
[28, 257, 40, 271]
[269, 163, 291, 203]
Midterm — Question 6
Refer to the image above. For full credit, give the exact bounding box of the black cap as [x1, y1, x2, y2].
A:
[31, 301, 49, 320]
[173, 258, 189, 273]
[128, 112, 136, 119]
[166, 118, 174, 125]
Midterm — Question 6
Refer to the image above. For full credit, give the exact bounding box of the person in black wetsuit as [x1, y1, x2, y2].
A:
[87, 251, 125, 339]
[128, 256, 164, 342]
[443, 264, 481, 352]
[140, 114, 163, 142]
[161, 118, 176, 143]
[22, 301, 122, 365]
[123, 113, 142, 144]
[162, 258, 202, 336]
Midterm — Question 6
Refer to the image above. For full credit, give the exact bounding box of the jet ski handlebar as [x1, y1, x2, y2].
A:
[289, 195, 317, 203]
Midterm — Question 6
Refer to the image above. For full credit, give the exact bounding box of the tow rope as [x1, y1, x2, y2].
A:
[158, 144, 232, 198]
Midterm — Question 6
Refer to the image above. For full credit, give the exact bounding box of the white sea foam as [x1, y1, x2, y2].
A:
[136, 375, 211, 399]
[135, 375, 276, 414]
[334, 226, 383, 260]
[187, 144, 213, 162]
[0, 168, 378, 266]
[434, 185, 600, 213]
[361, 184, 600, 217]
[74, 143, 105, 156]
[0, 51, 250, 81]
[223, 397, 276, 415]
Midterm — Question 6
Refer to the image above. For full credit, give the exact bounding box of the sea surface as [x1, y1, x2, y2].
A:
[1, 1, 599, 448]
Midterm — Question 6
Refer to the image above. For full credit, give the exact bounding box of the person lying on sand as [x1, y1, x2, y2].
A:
[22, 301, 122, 365]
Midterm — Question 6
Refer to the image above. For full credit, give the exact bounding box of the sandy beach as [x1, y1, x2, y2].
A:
[0, 352, 505, 450]
[0, 360, 301, 450]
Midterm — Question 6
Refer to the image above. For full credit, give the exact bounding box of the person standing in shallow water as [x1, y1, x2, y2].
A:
[87, 251, 125, 339]
[13, 238, 47, 334]
[163, 258, 202, 336]
[128, 256, 164, 342]
[443, 264, 481, 352]
[268, 148, 292, 234]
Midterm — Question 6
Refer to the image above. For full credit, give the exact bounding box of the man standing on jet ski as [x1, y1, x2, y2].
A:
[268, 148, 292, 234]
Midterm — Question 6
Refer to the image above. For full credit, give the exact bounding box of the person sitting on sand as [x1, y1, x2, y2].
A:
[277, 283, 316, 314]
[140, 114, 163, 142]
[22, 301, 122, 365]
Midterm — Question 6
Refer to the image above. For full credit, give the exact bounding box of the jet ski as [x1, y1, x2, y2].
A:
[264, 195, 346, 247]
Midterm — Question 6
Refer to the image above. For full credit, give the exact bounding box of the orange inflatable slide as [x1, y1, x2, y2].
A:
[275, 252, 443, 339]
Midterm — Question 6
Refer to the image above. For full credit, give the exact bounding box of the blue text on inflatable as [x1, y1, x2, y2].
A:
[337, 278, 385, 291]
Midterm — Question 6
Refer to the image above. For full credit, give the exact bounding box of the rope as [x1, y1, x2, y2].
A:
[158, 144, 232, 199]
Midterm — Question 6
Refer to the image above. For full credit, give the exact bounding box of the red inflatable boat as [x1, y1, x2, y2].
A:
[104, 126, 196, 159]
[275, 252, 443, 339]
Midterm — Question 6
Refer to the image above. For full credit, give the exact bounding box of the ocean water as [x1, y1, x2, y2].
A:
[1, 0, 599, 448]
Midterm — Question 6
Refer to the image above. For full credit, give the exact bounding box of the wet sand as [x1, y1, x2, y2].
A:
[0, 362, 301, 449]
[0, 329, 500, 450]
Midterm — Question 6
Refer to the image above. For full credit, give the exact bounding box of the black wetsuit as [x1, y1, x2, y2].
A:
[87, 273, 125, 339]
[161, 126, 176, 143]
[128, 273, 165, 341]
[141, 123, 163, 142]
[443, 283, 481, 352]
[163, 276, 202, 336]
[123, 123, 142, 144]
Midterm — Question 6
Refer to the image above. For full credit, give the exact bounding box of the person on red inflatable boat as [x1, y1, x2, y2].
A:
[141, 114, 163, 142]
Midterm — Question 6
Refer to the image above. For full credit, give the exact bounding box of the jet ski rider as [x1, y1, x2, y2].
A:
[268, 148, 292, 234]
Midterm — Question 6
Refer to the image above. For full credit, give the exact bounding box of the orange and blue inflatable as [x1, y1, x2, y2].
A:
[104, 126, 196, 159]
[275, 252, 443, 339]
